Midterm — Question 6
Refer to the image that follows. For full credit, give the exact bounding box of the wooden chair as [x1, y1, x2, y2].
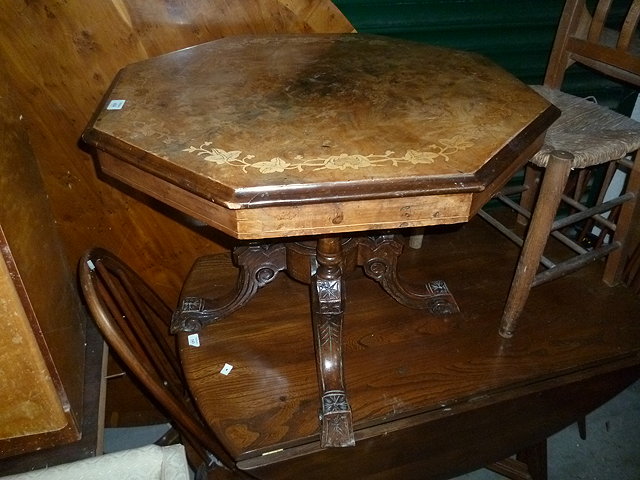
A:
[79, 248, 247, 480]
[479, 0, 640, 337]
[623, 241, 640, 293]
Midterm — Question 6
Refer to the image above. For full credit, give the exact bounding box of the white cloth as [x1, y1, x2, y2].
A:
[1, 444, 190, 480]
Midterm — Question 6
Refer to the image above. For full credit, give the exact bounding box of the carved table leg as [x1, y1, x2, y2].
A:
[311, 236, 355, 448]
[171, 243, 287, 333]
[358, 235, 459, 314]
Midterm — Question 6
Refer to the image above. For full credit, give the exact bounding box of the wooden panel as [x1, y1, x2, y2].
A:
[85, 34, 551, 205]
[0, 1, 354, 303]
[332, 0, 639, 278]
[0, 0, 354, 435]
[245, 365, 639, 479]
[0, 321, 106, 474]
[0, 237, 68, 440]
[0, 60, 86, 459]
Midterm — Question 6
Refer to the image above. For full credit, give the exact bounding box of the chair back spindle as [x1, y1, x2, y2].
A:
[546, 0, 640, 88]
[80, 248, 239, 476]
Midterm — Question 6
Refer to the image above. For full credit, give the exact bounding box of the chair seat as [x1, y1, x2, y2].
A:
[529, 84, 640, 168]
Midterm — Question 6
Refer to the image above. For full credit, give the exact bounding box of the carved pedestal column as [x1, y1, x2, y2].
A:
[311, 236, 355, 448]
[171, 235, 459, 448]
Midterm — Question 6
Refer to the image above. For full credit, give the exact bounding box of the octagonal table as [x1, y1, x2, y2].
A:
[83, 33, 559, 447]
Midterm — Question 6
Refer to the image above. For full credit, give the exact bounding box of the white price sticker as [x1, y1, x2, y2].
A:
[107, 99, 126, 110]
[187, 334, 200, 347]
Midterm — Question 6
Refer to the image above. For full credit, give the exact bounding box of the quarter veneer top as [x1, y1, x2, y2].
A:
[84, 34, 556, 210]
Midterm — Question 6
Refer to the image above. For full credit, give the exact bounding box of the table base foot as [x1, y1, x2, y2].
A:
[170, 243, 286, 333]
[358, 235, 460, 314]
[320, 390, 355, 448]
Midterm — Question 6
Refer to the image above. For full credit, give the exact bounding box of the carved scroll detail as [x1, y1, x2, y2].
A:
[357, 235, 459, 315]
[170, 244, 287, 333]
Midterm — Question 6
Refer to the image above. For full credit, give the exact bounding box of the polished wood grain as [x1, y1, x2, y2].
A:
[84, 33, 558, 239]
[0, 236, 68, 441]
[0, 0, 355, 435]
[0, 1, 354, 301]
[178, 217, 640, 479]
[0, 320, 106, 475]
[0, 74, 88, 458]
[94, 153, 477, 239]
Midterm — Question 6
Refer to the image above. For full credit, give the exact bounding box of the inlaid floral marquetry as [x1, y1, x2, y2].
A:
[183, 136, 475, 174]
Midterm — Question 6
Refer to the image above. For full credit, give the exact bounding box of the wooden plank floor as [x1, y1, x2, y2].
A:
[178, 216, 640, 476]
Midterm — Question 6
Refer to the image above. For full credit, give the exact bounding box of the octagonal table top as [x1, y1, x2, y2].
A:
[84, 34, 558, 239]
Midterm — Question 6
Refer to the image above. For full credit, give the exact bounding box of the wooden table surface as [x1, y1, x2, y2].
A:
[83, 33, 558, 239]
[177, 217, 640, 478]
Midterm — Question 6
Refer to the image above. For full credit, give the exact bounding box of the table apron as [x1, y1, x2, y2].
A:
[100, 153, 472, 240]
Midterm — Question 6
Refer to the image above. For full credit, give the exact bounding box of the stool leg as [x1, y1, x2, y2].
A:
[519, 164, 543, 226]
[407, 228, 425, 249]
[603, 151, 640, 285]
[500, 151, 573, 338]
